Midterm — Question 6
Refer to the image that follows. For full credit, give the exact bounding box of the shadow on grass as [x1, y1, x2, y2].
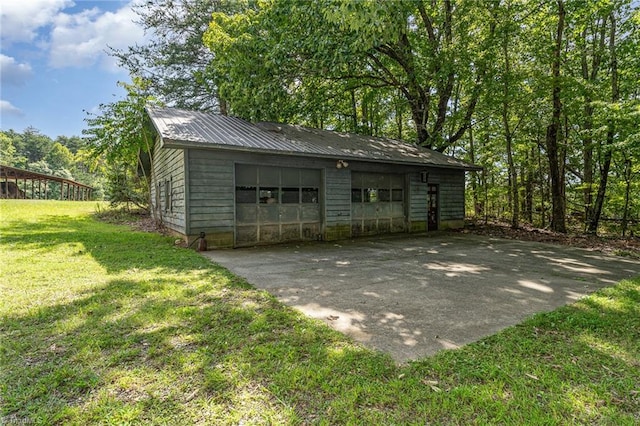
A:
[2, 210, 639, 424]
[1, 214, 210, 274]
[1, 271, 398, 424]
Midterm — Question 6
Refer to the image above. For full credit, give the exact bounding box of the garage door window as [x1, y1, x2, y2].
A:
[236, 164, 319, 205]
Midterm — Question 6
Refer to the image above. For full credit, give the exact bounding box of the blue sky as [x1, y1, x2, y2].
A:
[1, 0, 147, 139]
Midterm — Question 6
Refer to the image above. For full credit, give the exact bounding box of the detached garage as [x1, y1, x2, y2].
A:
[146, 106, 480, 249]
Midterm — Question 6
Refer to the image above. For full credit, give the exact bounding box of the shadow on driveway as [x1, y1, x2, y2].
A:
[202, 233, 640, 363]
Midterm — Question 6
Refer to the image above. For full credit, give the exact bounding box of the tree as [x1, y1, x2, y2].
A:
[84, 77, 161, 210]
[45, 142, 74, 171]
[110, 0, 233, 112]
[13, 127, 53, 165]
[204, 0, 497, 151]
[55, 136, 85, 154]
[0, 132, 17, 166]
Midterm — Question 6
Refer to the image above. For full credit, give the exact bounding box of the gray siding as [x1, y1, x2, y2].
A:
[325, 168, 351, 227]
[409, 172, 428, 222]
[187, 150, 235, 235]
[437, 170, 465, 221]
[153, 143, 467, 246]
[151, 144, 186, 234]
[408, 168, 465, 226]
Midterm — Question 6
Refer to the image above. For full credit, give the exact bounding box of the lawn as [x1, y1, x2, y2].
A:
[1, 200, 639, 424]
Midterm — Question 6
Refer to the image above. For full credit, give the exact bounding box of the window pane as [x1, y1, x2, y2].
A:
[392, 188, 403, 201]
[378, 189, 390, 202]
[282, 187, 300, 203]
[365, 188, 378, 202]
[236, 186, 256, 203]
[302, 188, 319, 203]
[259, 187, 279, 203]
[351, 188, 362, 202]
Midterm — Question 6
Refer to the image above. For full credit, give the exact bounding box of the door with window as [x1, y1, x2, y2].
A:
[235, 164, 321, 246]
[351, 172, 406, 236]
[427, 184, 438, 231]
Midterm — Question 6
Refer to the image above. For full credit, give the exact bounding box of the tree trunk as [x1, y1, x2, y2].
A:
[468, 125, 482, 217]
[502, 29, 519, 228]
[545, 0, 567, 233]
[587, 12, 618, 234]
[622, 158, 632, 237]
[525, 147, 534, 223]
[581, 19, 606, 231]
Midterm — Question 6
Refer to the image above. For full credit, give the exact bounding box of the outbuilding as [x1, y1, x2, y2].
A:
[146, 106, 480, 249]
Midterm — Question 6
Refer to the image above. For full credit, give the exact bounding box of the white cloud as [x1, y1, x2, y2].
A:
[0, 100, 24, 117]
[0, 54, 33, 86]
[0, 0, 73, 44]
[49, 3, 146, 71]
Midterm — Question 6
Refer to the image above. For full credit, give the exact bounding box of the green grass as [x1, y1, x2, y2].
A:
[1, 200, 639, 424]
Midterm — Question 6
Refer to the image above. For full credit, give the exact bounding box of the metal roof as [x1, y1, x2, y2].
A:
[1, 164, 93, 189]
[147, 106, 480, 170]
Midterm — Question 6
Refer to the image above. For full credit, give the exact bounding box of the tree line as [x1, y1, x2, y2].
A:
[86, 0, 639, 235]
[0, 128, 105, 200]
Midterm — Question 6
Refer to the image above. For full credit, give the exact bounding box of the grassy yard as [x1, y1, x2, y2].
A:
[1, 200, 639, 425]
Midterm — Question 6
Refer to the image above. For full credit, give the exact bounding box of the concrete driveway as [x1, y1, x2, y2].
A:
[202, 233, 640, 363]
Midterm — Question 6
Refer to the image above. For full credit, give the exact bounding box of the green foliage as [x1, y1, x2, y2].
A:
[45, 142, 74, 171]
[110, 0, 228, 112]
[0, 129, 100, 200]
[204, 0, 497, 150]
[0, 132, 17, 166]
[84, 77, 161, 210]
[11, 127, 53, 165]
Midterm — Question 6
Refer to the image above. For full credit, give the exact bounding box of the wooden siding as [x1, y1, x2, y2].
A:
[153, 143, 468, 246]
[325, 167, 352, 228]
[408, 168, 465, 226]
[151, 144, 186, 234]
[187, 149, 235, 237]
[437, 170, 465, 221]
[409, 172, 429, 222]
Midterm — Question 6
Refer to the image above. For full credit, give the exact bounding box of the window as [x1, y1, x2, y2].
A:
[236, 186, 256, 203]
[364, 188, 378, 202]
[235, 164, 321, 205]
[351, 173, 404, 204]
[156, 181, 162, 211]
[302, 188, 319, 203]
[259, 187, 279, 204]
[164, 178, 172, 212]
[281, 187, 300, 203]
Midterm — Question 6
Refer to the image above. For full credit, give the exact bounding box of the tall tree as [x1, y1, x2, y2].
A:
[587, 9, 620, 234]
[84, 77, 161, 210]
[110, 0, 230, 112]
[544, 0, 568, 233]
[204, 0, 497, 151]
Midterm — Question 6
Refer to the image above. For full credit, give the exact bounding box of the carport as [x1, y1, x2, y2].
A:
[203, 233, 640, 363]
[0, 164, 93, 200]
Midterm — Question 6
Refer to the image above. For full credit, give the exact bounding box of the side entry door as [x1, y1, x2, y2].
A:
[427, 184, 438, 231]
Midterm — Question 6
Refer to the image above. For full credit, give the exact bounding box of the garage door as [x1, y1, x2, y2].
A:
[351, 172, 406, 236]
[235, 164, 321, 246]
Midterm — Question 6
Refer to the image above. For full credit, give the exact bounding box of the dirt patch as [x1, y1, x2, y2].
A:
[459, 220, 640, 258]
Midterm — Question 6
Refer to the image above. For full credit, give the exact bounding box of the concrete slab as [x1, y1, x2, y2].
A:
[202, 234, 640, 363]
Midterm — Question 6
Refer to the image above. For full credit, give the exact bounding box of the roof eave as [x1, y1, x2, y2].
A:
[161, 138, 481, 171]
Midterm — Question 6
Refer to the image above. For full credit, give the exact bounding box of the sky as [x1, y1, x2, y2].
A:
[1, 0, 147, 139]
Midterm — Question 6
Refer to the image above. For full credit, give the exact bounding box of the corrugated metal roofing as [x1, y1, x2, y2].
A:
[147, 106, 480, 170]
